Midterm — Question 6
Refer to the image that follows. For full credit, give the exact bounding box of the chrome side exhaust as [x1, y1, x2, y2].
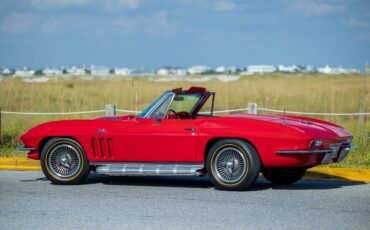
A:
[94, 163, 204, 176]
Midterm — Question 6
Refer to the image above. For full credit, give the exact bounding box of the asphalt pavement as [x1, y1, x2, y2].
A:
[0, 171, 369, 230]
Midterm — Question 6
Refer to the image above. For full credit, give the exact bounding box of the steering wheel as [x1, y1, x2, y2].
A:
[166, 109, 178, 119]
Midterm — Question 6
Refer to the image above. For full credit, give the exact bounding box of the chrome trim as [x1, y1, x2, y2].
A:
[17, 146, 36, 151]
[144, 91, 175, 118]
[94, 162, 204, 176]
[277, 149, 334, 155]
[321, 143, 341, 164]
[276, 143, 357, 156]
[337, 147, 351, 163]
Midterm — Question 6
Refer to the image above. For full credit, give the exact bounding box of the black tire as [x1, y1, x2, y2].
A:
[206, 139, 261, 191]
[40, 138, 90, 184]
[262, 167, 306, 185]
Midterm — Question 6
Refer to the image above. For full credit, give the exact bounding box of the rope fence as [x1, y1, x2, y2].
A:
[0, 104, 369, 116]
[0, 103, 368, 144]
[0, 110, 106, 115]
[257, 108, 370, 116]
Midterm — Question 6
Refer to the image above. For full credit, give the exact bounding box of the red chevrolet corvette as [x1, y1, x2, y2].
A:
[19, 87, 355, 190]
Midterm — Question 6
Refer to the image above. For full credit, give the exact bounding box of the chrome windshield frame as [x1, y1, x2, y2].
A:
[136, 91, 175, 118]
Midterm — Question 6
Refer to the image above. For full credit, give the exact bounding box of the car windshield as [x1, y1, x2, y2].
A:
[136, 91, 203, 118]
[169, 94, 202, 113]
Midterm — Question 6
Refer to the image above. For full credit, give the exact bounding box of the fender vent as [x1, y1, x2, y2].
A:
[91, 138, 113, 159]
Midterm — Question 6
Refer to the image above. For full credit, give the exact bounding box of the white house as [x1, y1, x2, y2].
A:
[65, 66, 86, 76]
[157, 68, 170, 76]
[188, 65, 212, 75]
[299, 65, 316, 73]
[157, 67, 187, 76]
[246, 65, 276, 74]
[91, 66, 111, 76]
[215, 66, 238, 74]
[14, 68, 35, 77]
[42, 67, 63, 76]
[277, 65, 299, 73]
[1, 67, 14, 76]
[317, 65, 360, 74]
[114, 68, 132, 76]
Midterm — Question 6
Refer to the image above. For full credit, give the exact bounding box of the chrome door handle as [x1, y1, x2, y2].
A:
[184, 128, 196, 132]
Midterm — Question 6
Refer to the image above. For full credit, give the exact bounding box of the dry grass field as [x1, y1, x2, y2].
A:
[0, 74, 369, 167]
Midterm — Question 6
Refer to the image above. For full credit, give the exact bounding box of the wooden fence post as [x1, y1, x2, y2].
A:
[248, 103, 258, 114]
[105, 104, 116, 116]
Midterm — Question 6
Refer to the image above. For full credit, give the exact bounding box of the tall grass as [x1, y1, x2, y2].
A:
[0, 74, 369, 167]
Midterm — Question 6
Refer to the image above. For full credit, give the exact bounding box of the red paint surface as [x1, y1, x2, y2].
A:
[20, 88, 353, 168]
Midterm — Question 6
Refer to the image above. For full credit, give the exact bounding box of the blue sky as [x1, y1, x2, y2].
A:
[0, 0, 369, 69]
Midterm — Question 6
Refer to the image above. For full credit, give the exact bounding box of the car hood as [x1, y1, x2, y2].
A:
[225, 113, 352, 139]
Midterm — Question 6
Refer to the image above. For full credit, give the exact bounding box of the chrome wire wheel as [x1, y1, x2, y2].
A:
[213, 146, 247, 184]
[47, 144, 82, 178]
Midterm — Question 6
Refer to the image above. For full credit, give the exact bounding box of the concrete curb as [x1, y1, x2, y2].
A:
[0, 158, 41, 171]
[1, 158, 369, 183]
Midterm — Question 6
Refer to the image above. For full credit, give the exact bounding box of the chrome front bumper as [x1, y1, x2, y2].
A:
[17, 146, 36, 152]
[277, 144, 357, 164]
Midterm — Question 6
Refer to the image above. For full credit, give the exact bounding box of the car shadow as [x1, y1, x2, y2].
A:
[78, 173, 365, 191]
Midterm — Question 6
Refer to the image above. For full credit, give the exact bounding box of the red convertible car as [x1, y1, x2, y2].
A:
[19, 87, 355, 190]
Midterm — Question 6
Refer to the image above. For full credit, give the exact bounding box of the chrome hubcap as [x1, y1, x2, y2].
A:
[214, 147, 247, 183]
[48, 144, 81, 178]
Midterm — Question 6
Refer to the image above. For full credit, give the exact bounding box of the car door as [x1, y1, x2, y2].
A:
[125, 117, 199, 162]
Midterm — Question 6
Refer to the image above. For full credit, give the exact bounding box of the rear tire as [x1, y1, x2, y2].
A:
[206, 139, 261, 191]
[262, 167, 306, 185]
[40, 138, 90, 184]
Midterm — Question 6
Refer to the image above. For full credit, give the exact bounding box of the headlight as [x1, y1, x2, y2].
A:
[310, 139, 323, 149]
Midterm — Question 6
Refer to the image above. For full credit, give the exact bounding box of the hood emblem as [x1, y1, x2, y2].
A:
[97, 129, 107, 134]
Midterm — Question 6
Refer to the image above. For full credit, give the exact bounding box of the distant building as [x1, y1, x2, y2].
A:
[91, 66, 111, 76]
[157, 67, 187, 76]
[0, 67, 14, 76]
[157, 68, 170, 76]
[42, 67, 63, 76]
[246, 65, 276, 74]
[14, 67, 35, 77]
[277, 65, 299, 73]
[188, 65, 212, 75]
[65, 66, 87, 76]
[130, 68, 154, 76]
[299, 65, 316, 73]
[114, 68, 132, 76]
[215, 66, 238, 74]
[317, 65, 360, 74]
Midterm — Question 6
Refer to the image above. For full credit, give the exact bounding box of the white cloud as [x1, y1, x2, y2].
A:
[114, 12, 177, 37]
[114, 17, 138, 32]
[142, 12, 177, 36]
[30, 0, 140, 10]
[40, 14, 97, 34]
[0, 13, 38, 34]
[345, 18, 370, 28]
[103, 0, 140, 10]
[30, 0, 90, 9]
[213, 1, 237, 12]
[291, 0, 345, 16]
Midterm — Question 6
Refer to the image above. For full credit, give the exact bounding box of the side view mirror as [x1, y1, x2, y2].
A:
[154, 118, 161, 124]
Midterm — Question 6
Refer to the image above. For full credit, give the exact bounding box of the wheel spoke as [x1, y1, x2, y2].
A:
[47, 144, 81, 178]
[214, 146, 248, 184]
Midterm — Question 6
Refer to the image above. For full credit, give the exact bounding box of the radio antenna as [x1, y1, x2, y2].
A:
[283, 108, 286, 126]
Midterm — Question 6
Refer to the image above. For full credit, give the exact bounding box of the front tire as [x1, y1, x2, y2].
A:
[40, 138, 90, 184]
[206, 139, 261, 191]
[262, 167, 306, 185]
